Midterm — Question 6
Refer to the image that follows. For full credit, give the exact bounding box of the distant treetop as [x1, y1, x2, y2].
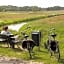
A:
[0, 5, 64, 12]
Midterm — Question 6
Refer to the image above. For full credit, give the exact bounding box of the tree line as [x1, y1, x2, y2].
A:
[0, 5, 64, 12]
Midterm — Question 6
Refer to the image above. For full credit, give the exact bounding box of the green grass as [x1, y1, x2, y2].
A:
[0, 11, 64, 64]
[0, 46, 30, 60]
[0, 11, 64, 26]
[19, 15, 64, 64]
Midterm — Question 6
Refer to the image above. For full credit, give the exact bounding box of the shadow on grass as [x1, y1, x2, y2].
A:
[59, 58, 64, 64]
[39, 50, 48, 53]
[34, 47, 48, 54]
[30, 55, 47, 61]
[12, 48, 23, 52]
[0, 46, 23, 52]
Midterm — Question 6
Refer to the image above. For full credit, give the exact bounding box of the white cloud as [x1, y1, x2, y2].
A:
[0, 0, 64, 8]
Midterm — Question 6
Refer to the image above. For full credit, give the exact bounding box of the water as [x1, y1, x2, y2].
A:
[8, 23, 27, 31]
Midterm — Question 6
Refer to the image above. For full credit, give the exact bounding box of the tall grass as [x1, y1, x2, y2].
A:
[0, 11, 64, 26]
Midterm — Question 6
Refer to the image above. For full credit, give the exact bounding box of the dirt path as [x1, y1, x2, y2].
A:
[0, 55, 44, 64]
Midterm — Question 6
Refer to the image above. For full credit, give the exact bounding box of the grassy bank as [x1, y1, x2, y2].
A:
[19, 15, 64, 64]
[0, 11, 64, 26]
[0, 11, 64, 64]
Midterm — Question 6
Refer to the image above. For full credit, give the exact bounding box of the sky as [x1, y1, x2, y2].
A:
[0, 0, 64, 8]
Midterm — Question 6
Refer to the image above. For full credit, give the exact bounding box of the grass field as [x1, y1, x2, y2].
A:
[19, 14, 64, 64]
[0, 11, 64, 26]
[0, 11, 64, 64]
